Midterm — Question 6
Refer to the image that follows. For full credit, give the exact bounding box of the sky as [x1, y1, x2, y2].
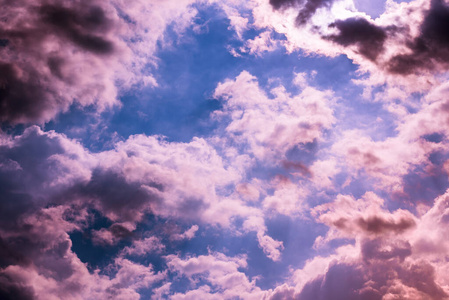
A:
[1, 0, 449, 299]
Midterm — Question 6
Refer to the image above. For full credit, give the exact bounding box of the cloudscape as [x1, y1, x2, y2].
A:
[1, 0, 449, 299]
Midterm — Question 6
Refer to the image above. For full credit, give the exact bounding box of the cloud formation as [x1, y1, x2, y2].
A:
[0, 0, 199, 124]
[3, 0, 449, 298]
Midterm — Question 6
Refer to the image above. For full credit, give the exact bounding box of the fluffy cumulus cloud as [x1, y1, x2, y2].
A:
[166, 253, 266, 299]
[0, 123, 245, 225]
[3, 0, 449, 299]
[212, 70, 334, 163]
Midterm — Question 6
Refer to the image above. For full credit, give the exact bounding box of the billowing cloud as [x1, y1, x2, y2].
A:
[312, 192, 417, 242]
[166, 252, 267, 299]
[279, 190, 449, 300]
[0, 0, 200, 124]
[213, 70, 334, 163]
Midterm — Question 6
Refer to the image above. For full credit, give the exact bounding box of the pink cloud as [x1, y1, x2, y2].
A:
[170, 225, 199, 241]
[242, 215, 284, 261]
[166, 252, 267, 299]
[280, 189, 449, 299]
[213, 71, 334, 163]
[228, 0, 449, 99]
[312, 192, 417, 242]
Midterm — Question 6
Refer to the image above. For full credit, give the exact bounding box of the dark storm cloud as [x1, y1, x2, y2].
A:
[0, 274, 34, 300]
[0, 132, 85, 287]
[0, 0, 118, 124]
[0, 63, 53, 124]
[269, 0, 297, 10]
[39, 4, 114, 54]
[109, 224, 135, 239]
[0, 127, 165, 297]
[387, 0, 449, 74]
[327, 18, 388, 61]
[0, 237, 31, 268]
[269, 0, 335, 25]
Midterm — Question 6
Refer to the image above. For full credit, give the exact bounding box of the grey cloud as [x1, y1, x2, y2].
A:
[0, 0, 119, 124]
[355, 215, 416, 235]
[388, 0, 449, 74]
[0, 274, 34, 300]
[67, 169, 160, 223]
[269, 0, 335, 25]
[39, 4, 114, 55]
[327, 18, 388, 61]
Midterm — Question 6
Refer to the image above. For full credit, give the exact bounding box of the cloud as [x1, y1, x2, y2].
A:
[332, 129, 441, 192]
[312, 192, 417, 241]
[230, 0, 449, 97]
[166, 252, 267, 299]
[263, 176, 308, 216]
[213, 70, 334, 163]
[0, 272, 35, 300]
[91, 223, 137, 246]
[242, 216, 284, 261]
[0, 0, 200, 124]
[0, 126, 93, 228]
[283, 190, 449, 300]
[0, 204, 165, 300]
[170, 225, 199, 241]
[387, 0, 449, 74]
[121, 236, 165, 257]
[1, 70, 331, 269]
[327, 17, 388, 61]
[296, 258, 447, 300]
[269, 0, 336, 25]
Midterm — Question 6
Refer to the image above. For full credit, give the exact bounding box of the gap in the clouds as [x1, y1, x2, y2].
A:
[43, 103, 122, 152]
[353, 0, 386, 19]
[286, 140, 319, 166]
[70, 212, 170, 273]
[69, 209, 125, 272]
[0, 123, 24, 135]
[333, 83, 400, 142]
[106, 4, 239, 143]
[422, 132, 445, 144]
[251, 216, 328, 289]
[399, 151, 449, 208]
